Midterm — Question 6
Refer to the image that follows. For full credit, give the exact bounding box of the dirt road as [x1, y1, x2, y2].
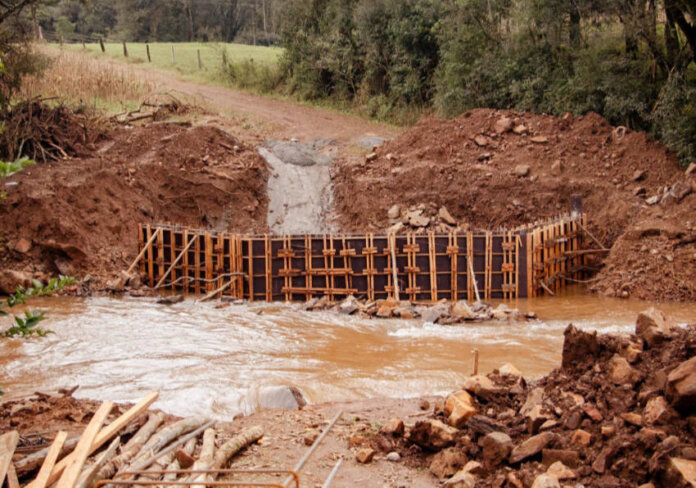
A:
[134, 65, 398, 143]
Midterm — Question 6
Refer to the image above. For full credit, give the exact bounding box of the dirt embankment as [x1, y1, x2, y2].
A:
[356, 309, 696, 487]
[0, 121, 268, 291]
[333, 108, 695, 301]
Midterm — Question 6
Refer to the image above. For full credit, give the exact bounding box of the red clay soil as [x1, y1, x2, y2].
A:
[0, 121, 268, 290]
[333, 108, 695, 301]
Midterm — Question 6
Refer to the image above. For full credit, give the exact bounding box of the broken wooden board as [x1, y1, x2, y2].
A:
[33, 431, 68, 488]
[55, 402, 114, 488]
[27, 392, 158, 488]
[0, 431, 20, 488]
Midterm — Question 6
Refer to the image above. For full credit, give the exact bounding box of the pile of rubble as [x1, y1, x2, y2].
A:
[386, 203, 468, 234]
[350, 308, 696, 487]
[303, 295, 535, 323]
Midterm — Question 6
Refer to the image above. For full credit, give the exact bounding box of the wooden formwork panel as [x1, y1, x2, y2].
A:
[137, 214, 585, 302]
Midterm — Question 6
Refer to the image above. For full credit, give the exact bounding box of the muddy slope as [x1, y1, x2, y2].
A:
[0, 122, 268, 289]
[333, 108, 695, 301]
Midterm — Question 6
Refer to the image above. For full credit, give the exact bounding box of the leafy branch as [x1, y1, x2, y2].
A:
[0, 275, 75, 338]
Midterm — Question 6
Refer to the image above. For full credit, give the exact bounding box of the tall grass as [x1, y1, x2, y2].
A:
[20, 46, 155, 111]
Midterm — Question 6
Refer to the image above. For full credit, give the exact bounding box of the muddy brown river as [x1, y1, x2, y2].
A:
[1, 293, 695, 420]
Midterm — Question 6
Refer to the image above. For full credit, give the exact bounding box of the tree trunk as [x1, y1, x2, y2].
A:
[665, 7, 680, 66]
[185, 0, 194, 42]
[665, 1, 696, 64]
[569, 8, 581, 48]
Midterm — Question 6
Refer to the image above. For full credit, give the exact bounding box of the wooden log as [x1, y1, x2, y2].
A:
[130, 416, 209, 467]
[55, 401, 114, 488]
[26, 392, 158, 488]
[188, 428, 216, 488]
[146, 44, 151, 62]
[212, 426, 263, 469]
[99, 39, 105, 52]
[31, 431, 67, 488]
[159, 438, 197, 488]
[74, 436, 120, 488]
[95, 412, 164, 481]
[0, 431, 19, 488]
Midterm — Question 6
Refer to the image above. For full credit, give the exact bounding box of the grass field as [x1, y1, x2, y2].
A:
[60, 42, 283, 84]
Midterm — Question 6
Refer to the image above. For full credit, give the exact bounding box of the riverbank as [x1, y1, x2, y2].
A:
[2, 308, 695, 487]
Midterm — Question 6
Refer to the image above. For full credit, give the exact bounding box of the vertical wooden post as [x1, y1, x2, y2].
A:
[222, 50, 228, 67]
[428, 232, 437, 302]
[194, 234, 201, 295]
[58, 32, 64, 46]
[390, 234, 400, 302]
[146, 44, 152, 62]
[183, 230, 190, 296]
[122, 41, 128, 57]
[204, 233, 214, 293]
[264, 235, 272, 302]
[246, 238, 254, 302]
[146, 225, 154, 287]
[81, 37, 85, 49]
[305, 234, 312, 301]
[171, 45, 175, 64]
[197, 49, 202, 69]
[99, 38, 105, 52]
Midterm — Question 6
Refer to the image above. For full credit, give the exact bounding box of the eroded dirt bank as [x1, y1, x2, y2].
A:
[333, 109, 696, 301]
[0, 120, 269, 291]
[3, 308, 696, 487]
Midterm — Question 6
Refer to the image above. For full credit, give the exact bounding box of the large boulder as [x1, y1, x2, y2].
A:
[667, 357, 696, 413]
[562, 325, 599, 369]
[636, 308, 676, 347]
[409, 419, 459, 451]
[0, 269, 32, 295]
[445, 390, 478, 428]
[461, 375, 499, 400]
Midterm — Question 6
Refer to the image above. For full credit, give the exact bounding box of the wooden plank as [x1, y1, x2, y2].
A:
[0, 431, 19, 488]
[32, 431, 67, 488]
[194, 234, 202, 295]
[6, 464, 19, 488]
[205, 233, 214, 293]
[246, 238, 254, 302]
[264, 235, 272, 302]
[54, 402, 114, 488]
[27, 392, 158, 488]
[155, 235, 196, 289]
[128, 227, 160, 275]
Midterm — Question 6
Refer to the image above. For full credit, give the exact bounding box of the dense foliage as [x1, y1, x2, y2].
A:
[279, 0, 696, 165]
[20, 0, 283, 45]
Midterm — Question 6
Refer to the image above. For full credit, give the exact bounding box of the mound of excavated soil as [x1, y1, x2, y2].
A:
[365, 310, 696, 488]
[333, 108, 695, 301]
[0, 122, 268, 291]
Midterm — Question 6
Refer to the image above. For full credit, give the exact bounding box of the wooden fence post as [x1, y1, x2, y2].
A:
[222, 50, 228, 67]
[99, 39, 105, 52]
[58, 32, 63, 46]
[81, 37, 85, 49]
[197, 49, 202, 69]
[146, 44, 151, 62]
[122, 41, 128, 57]
[170, 45, 175, 64]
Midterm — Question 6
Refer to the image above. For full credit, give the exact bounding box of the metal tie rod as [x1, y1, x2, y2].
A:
[283, 411, 342, 487]
[321, 459, 343, 488]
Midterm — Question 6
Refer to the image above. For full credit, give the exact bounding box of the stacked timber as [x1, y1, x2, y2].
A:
[3, 393, 263, 488]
